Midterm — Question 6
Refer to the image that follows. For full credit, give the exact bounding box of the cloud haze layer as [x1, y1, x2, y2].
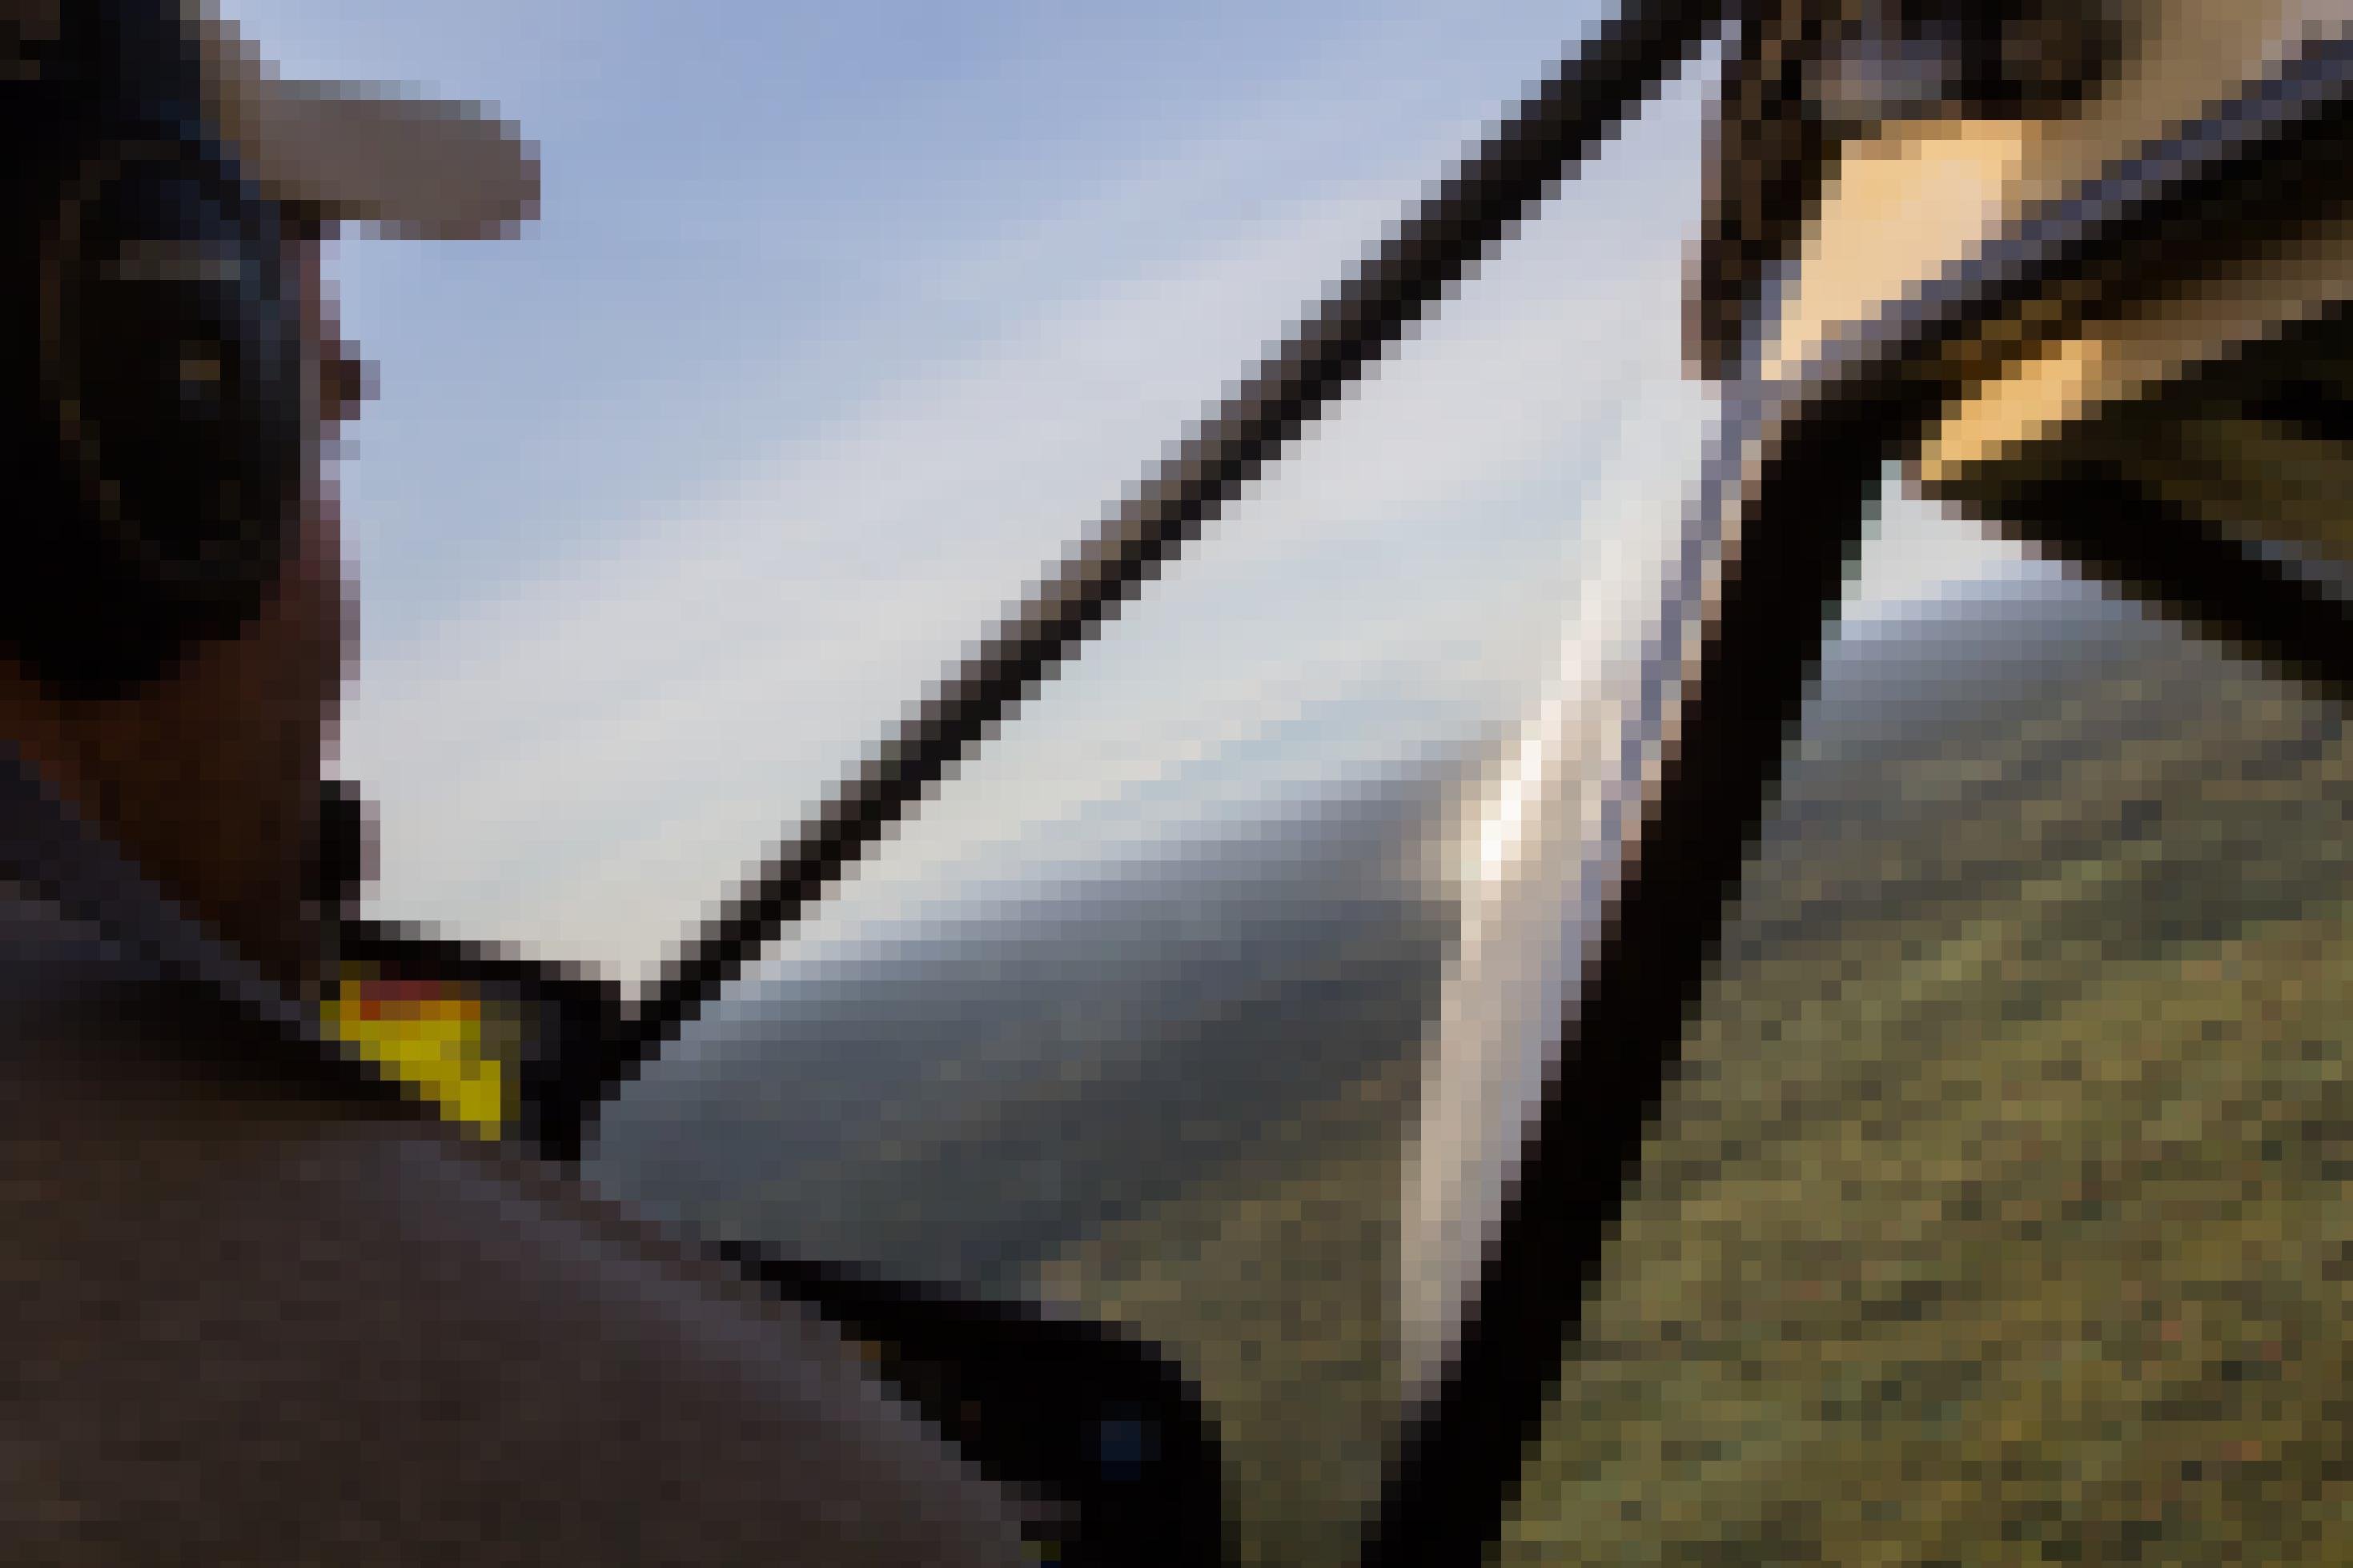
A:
[219, 2, 2030, 996]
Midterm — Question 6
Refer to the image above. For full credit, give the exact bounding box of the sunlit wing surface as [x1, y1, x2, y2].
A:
[1402, 0, 2353, 1406]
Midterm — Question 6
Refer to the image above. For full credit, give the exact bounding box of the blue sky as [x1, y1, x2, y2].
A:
[215, 0, 2034, 996]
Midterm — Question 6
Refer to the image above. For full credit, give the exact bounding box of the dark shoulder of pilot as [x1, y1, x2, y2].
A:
[0, 818, 1034, 1567]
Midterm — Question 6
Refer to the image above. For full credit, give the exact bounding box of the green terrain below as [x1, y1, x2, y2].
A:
[1038, 596, 2353, 1567]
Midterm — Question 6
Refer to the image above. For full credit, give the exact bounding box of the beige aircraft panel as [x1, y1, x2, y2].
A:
[1761, 0, 2353, 564]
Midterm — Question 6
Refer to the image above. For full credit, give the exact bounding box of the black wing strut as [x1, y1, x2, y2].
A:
[522, 0, 1734, 1163]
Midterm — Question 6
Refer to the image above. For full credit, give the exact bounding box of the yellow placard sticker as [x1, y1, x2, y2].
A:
[321, 968, 516, 1138]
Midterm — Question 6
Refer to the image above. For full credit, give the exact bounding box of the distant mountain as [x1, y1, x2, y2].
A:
[587, 739, 1469, 1290]
[1030, 563, 2353, 1568]
[583, 560, 2326, 1294]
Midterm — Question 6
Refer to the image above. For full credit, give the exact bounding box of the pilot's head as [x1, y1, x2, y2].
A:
[0, 0, 533, 993]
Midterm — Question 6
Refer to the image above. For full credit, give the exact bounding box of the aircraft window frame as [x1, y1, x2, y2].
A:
[1368, 35, 2353, 1565]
